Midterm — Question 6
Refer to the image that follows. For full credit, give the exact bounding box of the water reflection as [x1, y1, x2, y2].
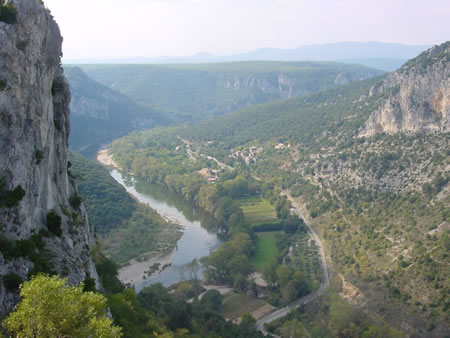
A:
[133, 177, 221, 233]
[109, 170, 223, 290]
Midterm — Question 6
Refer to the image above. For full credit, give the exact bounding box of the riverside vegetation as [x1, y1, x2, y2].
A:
[69, 152, 181, 264]
[109, 43, 449, 336]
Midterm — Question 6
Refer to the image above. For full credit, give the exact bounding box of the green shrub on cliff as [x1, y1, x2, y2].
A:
[0, 177, 25, 208]
[46, 210, 62, 237]
[0, 1, 18, 24]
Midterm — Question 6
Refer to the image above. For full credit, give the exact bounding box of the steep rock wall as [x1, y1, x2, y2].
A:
[0, 0, 98, 315]
[360, 42, 449, 136]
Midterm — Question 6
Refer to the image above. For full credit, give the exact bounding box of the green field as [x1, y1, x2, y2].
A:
[219, 294, 267, 320]
[239, 197, 278, 226]
[250, 233, 279, 269]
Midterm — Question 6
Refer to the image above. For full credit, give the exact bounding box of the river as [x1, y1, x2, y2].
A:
[109, 169, 223, 291]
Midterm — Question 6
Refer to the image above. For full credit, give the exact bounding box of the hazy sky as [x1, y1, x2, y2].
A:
[43, 0, 450, 60]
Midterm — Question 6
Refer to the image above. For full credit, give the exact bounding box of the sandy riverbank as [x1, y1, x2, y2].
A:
[118, 252, 173, 287]
[97, 149, 122, 170]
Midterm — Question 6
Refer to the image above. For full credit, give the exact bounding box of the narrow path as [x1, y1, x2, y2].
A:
[255, 193, 329, 335]
[201, 154, 233, 171]
[178, 136, 233, 171]
[178, 136, 197, 162]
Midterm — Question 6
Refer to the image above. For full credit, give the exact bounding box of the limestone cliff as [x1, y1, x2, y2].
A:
[0, 0, 98, 315]
[218, 67, 381, 104]
[360, 42, 449, 136]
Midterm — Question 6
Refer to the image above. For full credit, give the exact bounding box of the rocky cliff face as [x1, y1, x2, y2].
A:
[220, 69, 380, 100]
[0, 0, 98, 315]
[360, 42, 449, 136]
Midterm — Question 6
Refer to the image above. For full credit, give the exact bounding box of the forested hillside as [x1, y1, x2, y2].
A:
[109, 43, 449, 336]
[77, 61, 384, 120]
[65, 67, 173, 154]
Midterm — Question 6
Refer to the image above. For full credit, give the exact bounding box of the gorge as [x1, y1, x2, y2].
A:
[0, 0, 448, 336]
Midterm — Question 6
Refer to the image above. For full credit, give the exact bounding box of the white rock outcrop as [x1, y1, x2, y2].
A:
[360, 42, 449, 137]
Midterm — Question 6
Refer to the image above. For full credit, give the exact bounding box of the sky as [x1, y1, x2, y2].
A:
[43, 0, 450, 61]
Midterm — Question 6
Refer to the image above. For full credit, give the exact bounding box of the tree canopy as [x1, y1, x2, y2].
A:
[3, 274, 122, 337]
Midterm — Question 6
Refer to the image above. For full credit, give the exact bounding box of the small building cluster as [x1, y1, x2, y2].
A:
[197, 168, 218, 183]
[230, 146, 264, 165]
[274, 143, 290, 150]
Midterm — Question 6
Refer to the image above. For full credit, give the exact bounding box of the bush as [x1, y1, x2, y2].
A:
[28, 252, 54, 277]
[69, 194, 83, 209]
[3, 273, 23, 290]
[46, 210, 62, 237]
[82, 276, 97, 292]
[13, 238, 36, 257]
[252, 222, 282, 232]
[426, 323, 435, 332]
[5, 185, 26, 208]
[35, 150, 44, 165]
[0, 178, 26, 208]
[0, 3, 18, 24]
[0, 235, 15, 258]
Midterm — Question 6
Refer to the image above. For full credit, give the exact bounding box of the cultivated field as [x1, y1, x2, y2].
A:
[239, 196, 278, 226]
[219, 293, 267, 321]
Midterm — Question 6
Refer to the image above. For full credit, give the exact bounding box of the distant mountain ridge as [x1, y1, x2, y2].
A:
[65, 41, 431, 71]
[76, 61, 384, 121]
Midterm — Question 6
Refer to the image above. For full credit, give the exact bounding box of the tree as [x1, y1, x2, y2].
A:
[233, 273, 248, 292]
[200, 289, 222, 312]
[276, 265, 293, 286]
[279, 319, 308, 337]
[203, 233, 254, 283]
[262, 258, 279, 287]
[230, 254, 252, 276]
[3, 274, 122, 337]
[240, 313, 256, 330]
[283, 214, 305, 234]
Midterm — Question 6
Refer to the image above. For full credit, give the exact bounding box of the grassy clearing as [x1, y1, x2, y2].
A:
[219, 293, 267, 320]
[250, 233, 279, 269]
[239, 196, 278, 226]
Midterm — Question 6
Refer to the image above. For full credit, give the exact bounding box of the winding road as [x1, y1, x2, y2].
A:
[255, 193, 330, 335]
